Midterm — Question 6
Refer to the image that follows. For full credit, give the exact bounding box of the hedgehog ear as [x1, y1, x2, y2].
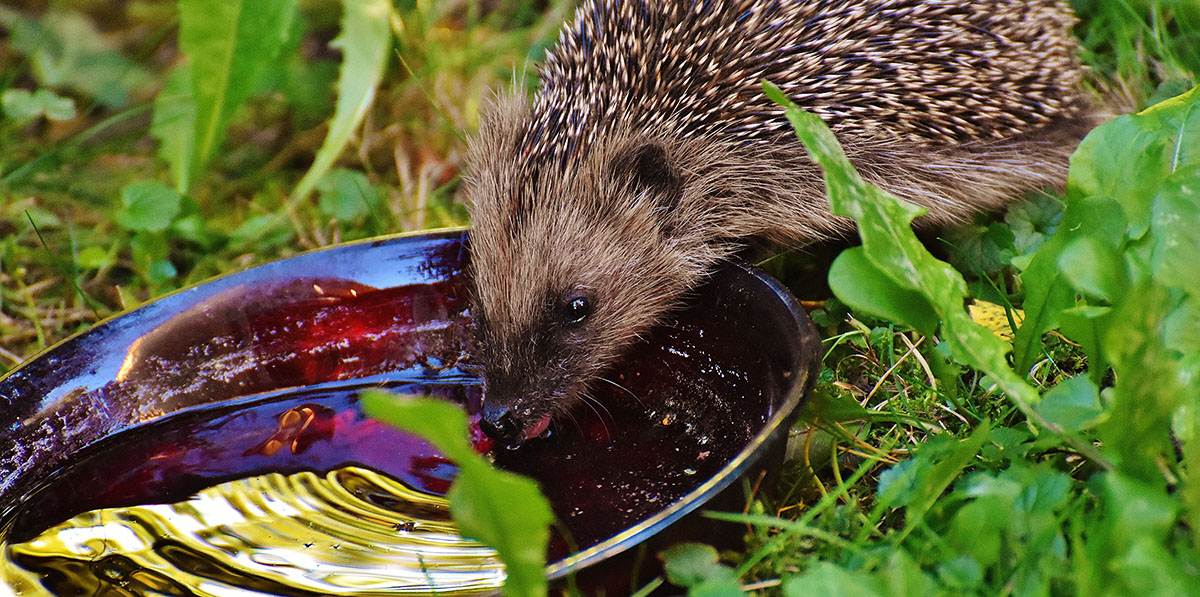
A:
[615, 142, 682, 204]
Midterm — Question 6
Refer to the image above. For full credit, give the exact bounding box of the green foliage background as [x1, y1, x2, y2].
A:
[2, 1, 1199, 595]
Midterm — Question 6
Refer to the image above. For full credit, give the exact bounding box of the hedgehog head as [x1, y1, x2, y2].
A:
[463, 96, 715, 446]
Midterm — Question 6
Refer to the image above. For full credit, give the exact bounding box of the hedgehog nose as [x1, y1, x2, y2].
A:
[479, 403, 522, 445]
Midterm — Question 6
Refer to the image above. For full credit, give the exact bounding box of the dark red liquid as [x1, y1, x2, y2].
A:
[2, 233, 808, 572]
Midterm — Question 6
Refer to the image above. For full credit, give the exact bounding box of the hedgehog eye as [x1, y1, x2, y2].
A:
[561, 290, 595, 326]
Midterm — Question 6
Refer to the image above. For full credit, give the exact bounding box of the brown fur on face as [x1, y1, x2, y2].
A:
[465, 0, 1098, 445]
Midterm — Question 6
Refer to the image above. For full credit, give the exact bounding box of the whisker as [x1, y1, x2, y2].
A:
[598, 375, 646, 408]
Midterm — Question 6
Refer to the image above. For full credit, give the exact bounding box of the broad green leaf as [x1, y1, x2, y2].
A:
[828, 249, 940, 336]
[75, 246, 112, 270]
[798, 385, 873, 424]
[1150, 165, 1200, 296]
[146, 259, 178, 284]
[1069, 85, 1199, 237]
[902, 424, 990, 534]
[449, 461, 552, 597]
[151, 65, 196, 194]
[936, 556, 983, 591]
[947, 496, 1007, 567]
[1057, 236, 1129, 303]
[1035, 376, 1104, 432]
[361, 392, 552, 597]
[1097, 472, 1178, 551]
[291, 0, 393, 202]
[229, 214, 295, 251]
[178, 0, 298, 192]
[782, 563, 884, 597]
[115, 181, 182, 233]
[1005, 194, 1064, 259]
[361, 392, 474, 462]
[660, 543, 743, 595]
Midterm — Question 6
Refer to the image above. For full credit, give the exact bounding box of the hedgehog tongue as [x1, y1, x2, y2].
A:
[523, 415, 552, 441]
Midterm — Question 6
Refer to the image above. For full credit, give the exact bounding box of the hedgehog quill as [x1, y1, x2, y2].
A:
[465, 0, 1095, 446]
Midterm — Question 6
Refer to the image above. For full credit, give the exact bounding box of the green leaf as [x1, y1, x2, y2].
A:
[361, 392, 474, 462]
[1005, 194, 1064, 259]
[115, 181, 182, 233]
[151, 64, 197, 194]
[765, 81, 1046, 433]
[1150, 165, 1200, 296]
[1012, 196, 1126, 370]
[178, 0, 298, 191]
[1098, 472, 1178, 549]
[5, 11, 152, 107]
[661, 543, 742, 595]
[881, 551, 937, 597]
[291, 0, 393, 202]
[75, 246, 112, 270]
[903, 424, 990, 534]
[317, 168, 380, 222]
[1035, 375, 1104, 433]
[448, 462, 552, 597]
[229, 214, 295, 251]
[828, 249, 940, 336]
[1057, 236, 1129, 303]
[1, 88, 76, 123]
[1098, 284, 1186, 483]
[782, 563, 884, 597]
[798, 384, 873, 424]
[361, 392, 552, 597]
[1068, 85, 1200, 238]
[936, 556, 983, 591]
[147, 259, 178, 284]
[1057, 305, 1112, 383]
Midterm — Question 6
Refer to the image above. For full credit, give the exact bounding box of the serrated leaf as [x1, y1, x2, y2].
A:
[361, 392, 552, 597]
[115, 181, 182, 232]
[1099, 284, 1185, 482]
[292, 0, 393, 202]
[1012, 196, 1126, 371]
[765, 81, 1043, 426]
[178, 0, 297, 191]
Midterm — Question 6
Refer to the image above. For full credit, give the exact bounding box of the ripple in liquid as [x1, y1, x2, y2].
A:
[2, 466, 503, 596]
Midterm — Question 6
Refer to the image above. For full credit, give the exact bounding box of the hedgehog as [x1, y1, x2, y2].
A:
[465, 0, 1094, 446]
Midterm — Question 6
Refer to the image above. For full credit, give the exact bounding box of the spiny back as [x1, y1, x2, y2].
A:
[522, 0, 1086, 169]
